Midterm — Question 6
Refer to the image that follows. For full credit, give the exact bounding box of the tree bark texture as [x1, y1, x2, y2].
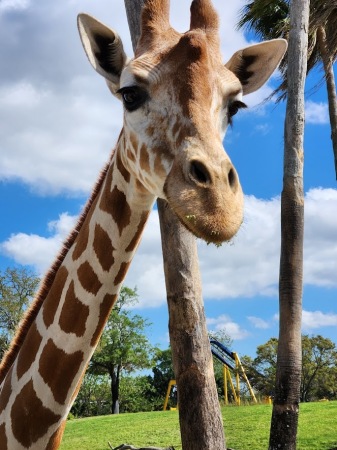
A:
[158, 199, 226, 450]
[317, 26, 337, 180]
[123, 2, 226, 449]
[269, 1, 309, 449]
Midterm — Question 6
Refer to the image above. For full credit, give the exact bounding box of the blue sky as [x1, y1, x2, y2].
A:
[0, 0, 336, 360]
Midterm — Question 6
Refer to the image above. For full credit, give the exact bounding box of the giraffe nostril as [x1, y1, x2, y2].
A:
[189, 160, 211, 185]
[228, 167, 237, 190]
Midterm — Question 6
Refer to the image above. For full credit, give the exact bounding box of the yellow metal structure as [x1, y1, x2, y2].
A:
[222, 353, 257, 405]
[163, 379, 177, 411]
[163, 349, 258, 409]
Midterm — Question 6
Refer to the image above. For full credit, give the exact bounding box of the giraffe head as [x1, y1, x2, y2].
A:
[77, 0, 286, 243]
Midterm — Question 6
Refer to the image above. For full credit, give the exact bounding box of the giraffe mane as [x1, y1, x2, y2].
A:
[0, 153, 114, 385]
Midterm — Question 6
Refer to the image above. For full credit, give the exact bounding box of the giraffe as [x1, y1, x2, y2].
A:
[0, 0, 287, 448]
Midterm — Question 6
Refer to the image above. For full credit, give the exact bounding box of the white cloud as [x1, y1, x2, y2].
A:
[207, 314, 250, 340]
[247, 316, 271, 329]
[0, 0, 30, 12]
[198, 194, 281, 299]
[272, 310, 337, 331]
[1, 188, 337, 307]
[0, 79, 122, 195]
[302, 310, 337, 330]
[1, 81, 44, 107]
[254, 123, 271, 135]
[125, 213, 166, 308]
[304, 188, 337, 287]
[0, 213, 77, 274]
[305, 100, 329, 125]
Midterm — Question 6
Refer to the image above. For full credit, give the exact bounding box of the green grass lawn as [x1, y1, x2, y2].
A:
[60, 401, 337, 450]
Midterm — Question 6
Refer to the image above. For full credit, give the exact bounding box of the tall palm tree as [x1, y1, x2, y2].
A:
[238, 0, 337, 179]
[239, 1, 309, 448]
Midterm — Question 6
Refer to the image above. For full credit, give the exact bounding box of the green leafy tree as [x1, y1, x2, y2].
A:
[243, 335, 337, 402]
[0, 267, 39, 358]
[314, 365, 337, 400]
[119, 375, 155, 413]
[301, 334, 337, 401]
[241, 338, 278, 397]
[71, 373, 111, 417]
[146, 348, 176, 410]
[89, 286, 155, 414]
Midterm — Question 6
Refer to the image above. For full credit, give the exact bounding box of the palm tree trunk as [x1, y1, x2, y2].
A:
[317, 25, 337, 180]
[269, 0, 309, 449]
[123, 2, 226, 449]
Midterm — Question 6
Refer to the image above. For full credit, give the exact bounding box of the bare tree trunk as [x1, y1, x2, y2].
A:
[123, 2, 226, 449]
[158, 200, 226, 450]
[317, 25, 337, 180]
[269, 0, 309, 449]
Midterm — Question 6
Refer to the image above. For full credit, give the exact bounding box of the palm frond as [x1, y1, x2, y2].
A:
[237, 0, 337, 101]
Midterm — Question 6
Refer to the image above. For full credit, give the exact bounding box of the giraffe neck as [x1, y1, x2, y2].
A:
[0, 133, 156, 449]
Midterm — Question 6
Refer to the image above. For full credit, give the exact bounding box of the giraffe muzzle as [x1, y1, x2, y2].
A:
[163, 153, 244, 244]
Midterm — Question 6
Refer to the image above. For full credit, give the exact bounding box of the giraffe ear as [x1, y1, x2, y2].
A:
[225, 39, 287, 96]
[77, 14, 128, 90]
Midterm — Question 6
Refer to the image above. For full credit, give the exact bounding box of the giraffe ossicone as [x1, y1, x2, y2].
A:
[0, 0, 287, 448]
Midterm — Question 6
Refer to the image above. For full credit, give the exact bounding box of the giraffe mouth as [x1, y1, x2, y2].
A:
[174, 207, 243, 244]
[163, 182, 244, 244]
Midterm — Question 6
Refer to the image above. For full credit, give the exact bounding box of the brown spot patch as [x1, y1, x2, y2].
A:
[176, 125, 190, 148]
[59, 281, 90, 337]
[125, 211, 149, 252]
[116, 151, 130, 183]
[39, 339, 84, 405]
[0, 423, 8, 448]
[139, 144, 150, 173]
[93, 224, 115, 272]
[77, 261, 102, 295]
[72, 197, 98, 261]
[129, 132, 138, 150]
[154, 150, 168, 178]
[127, 147, 136, 163]
[114, 261, 131, 286]
[146, 125, 155, 137]
[100, 184, 131, 236]
[90, 294, 117, 346]
[16, 323, 42, 380]
[0, 366, 13, 415]
[11, 380, 61, 448]
[43, 266, 69, 328]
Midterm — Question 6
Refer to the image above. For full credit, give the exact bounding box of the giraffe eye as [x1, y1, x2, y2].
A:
[117, 86, 148, 112]
[227, 100, 247, 125]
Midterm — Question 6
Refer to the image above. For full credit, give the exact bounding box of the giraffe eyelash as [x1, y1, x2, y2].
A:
[227, 100, 247, 125]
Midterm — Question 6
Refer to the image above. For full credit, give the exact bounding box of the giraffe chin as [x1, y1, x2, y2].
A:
[174, 207, 243, 245]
